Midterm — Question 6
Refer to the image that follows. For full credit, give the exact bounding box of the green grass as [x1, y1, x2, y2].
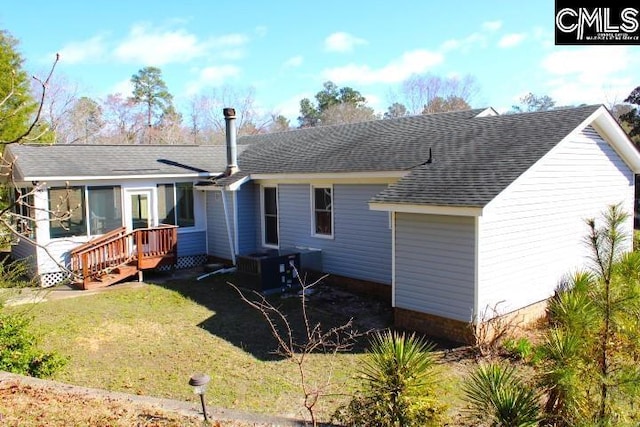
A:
[10, 273, 389, 421]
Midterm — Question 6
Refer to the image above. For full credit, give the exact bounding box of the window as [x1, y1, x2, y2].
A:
[12, 188, 35, 239]
[262, 187, 278, 246]
[313, 186, 333, 237]
[88, 186, 122, 235]
[176, 183, 195, 227]
[158, 183, 195, 227]
[49, 187, 86, 238]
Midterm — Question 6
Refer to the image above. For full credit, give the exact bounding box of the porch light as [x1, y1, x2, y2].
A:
[188, 373, 211, 421]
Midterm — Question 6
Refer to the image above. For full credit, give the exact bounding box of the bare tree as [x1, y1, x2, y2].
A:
[320, 103, 378, 125]
[188, 86, 276, 144]
[392, 73, 478, 115]
[228, 275, 360, 426]
[100, 93, 145, 144]
[35, 72, 79, 143]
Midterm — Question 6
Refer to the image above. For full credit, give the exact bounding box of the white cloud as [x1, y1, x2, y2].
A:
[323, 50, 443, 85]
[283, 55, 303, 68]
[542, 46, 628, 79]
[110, 78, 134, 96]
[186, 65, 242, 94]
[541, 46, 636, 105]
[113, 24, 249, 65]
[482, 20, 502, 31]
[498, 33, 526, 48]
[275, 92, 312, 122]
[324, 32, 367, 53]
[57, 35, 107, 64]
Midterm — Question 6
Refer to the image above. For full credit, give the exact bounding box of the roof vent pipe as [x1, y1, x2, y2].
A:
[223, 107, 238, 176]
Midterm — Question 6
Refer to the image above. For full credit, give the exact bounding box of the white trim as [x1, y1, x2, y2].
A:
[369, 202, 483, 217]
[204, 193, 209, 255]
[233, 191, 239, 256]
[252, 171, 406, 180]
[473, 215, 480, 324]
[221, 190, 236, 265]
[22, 172, 220, 183]
[260, 185, 280, 249]
[391, 211, 396, 307]
[590, 106, 640, 173]
[310, 184, 334, 239]
[227, 175, 251, 191]
[475, 107, 499, 117]
[123, 187, 156, 232]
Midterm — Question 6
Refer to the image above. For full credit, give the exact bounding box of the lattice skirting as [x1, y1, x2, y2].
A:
[40, 271, 72, 288]
[155, 254, 208, 271]
[39, 255, 208, 286]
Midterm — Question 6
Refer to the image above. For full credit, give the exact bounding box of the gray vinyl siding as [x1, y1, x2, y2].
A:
[395, 213, 476, 322]
[206, 191, 236, 260]
[478, 125, 635, 314]
[236, 184, 257, 254]
[273, 184, 392, 285]
[177, 230, 206, 256]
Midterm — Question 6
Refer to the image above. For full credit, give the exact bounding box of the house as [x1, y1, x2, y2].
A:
[3, 144, 232, 287]
[4, 105, 640, 342]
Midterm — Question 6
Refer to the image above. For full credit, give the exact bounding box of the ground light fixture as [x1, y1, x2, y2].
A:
[189, 373, 211, 421]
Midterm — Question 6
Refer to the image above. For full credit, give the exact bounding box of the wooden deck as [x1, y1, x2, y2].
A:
[69, 225, 178, 290]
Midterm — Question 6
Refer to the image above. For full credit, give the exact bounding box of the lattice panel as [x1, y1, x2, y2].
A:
[156, 255, 208, 271]
[40, 271, 70, 287]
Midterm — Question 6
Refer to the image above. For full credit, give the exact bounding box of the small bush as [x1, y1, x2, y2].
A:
[0, 312, 66, 377]
[333, 330, 447, 427]
[463, 362, 541, 427]
[503, 337, 535, 362]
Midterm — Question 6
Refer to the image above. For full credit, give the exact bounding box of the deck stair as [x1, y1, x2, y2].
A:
[70, 225, 178, 290]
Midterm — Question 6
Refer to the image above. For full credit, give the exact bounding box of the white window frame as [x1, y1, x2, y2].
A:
[260, 185, 279, 248]
[311, 185, 334, 239]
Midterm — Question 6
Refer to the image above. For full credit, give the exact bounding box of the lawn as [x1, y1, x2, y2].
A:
[12, 272, 399, 423]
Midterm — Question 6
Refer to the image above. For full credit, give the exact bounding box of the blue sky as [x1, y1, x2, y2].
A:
[1, 1, 638, 122]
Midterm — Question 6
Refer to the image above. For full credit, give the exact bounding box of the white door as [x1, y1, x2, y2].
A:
[125, 189, 156, 231]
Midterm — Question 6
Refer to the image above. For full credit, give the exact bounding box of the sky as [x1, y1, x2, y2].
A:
[1, 1, 638, 123]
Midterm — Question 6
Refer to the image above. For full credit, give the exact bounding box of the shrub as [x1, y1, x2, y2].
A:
[333, 330, 446, 427]
[0, 312, 66, 377]
[503, 337, 535, 362]
[463, 362, 541, 427]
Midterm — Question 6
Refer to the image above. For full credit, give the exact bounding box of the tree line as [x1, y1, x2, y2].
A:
[4, 27, 640, 147]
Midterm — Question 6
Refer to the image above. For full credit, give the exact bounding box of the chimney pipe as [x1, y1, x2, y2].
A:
[223, 107, 238, 175]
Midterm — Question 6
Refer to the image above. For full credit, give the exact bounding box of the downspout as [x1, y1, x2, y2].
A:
[221, 190, 236, 265]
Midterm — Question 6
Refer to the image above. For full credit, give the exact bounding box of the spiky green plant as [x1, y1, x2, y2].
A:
[334, 330, 446, 427]
[463, 362, 541, 427]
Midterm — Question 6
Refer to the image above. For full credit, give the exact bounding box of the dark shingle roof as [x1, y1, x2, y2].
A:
[6, 144, 232, 180]
[238, 105, 601, 207]
[237, 109, 486, 173]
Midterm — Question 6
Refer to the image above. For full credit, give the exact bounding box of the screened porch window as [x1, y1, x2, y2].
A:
[313, 186, 333, 237]
[88, 186, 122, 235]
[49, 186, 86, 238]
[158, 182, 195, 227]
[263, 186, 278, 246]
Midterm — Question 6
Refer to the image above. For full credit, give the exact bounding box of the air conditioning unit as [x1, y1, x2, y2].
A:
[236, 249, 301, 294]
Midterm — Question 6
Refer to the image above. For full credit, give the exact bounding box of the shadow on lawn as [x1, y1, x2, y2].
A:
[147, 270, 393, 361]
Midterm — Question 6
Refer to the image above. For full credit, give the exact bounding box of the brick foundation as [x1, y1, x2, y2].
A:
[318, 273, 391, 303]
[395, 299, 549, 345]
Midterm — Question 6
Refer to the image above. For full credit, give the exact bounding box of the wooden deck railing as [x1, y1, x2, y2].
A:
[70, 225, 178, 288]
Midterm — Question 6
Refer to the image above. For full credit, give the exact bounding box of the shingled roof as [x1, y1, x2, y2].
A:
[5, 144, 232, 181]
[237, 105, 602, 207]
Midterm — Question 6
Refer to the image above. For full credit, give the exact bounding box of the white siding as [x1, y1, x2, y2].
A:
[395, 213, 476, 322]
[478, 126, 635, 314]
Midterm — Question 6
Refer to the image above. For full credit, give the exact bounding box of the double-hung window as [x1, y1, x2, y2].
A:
[312, 186, 333, 237]
[262, 186, 279, 246]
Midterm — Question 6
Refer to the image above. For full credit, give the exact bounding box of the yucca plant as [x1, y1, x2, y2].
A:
[463, 362, 541, 427]
[334, 330, 446, 426]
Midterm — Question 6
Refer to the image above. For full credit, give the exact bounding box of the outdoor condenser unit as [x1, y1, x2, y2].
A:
[236, 249, 301, 294]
